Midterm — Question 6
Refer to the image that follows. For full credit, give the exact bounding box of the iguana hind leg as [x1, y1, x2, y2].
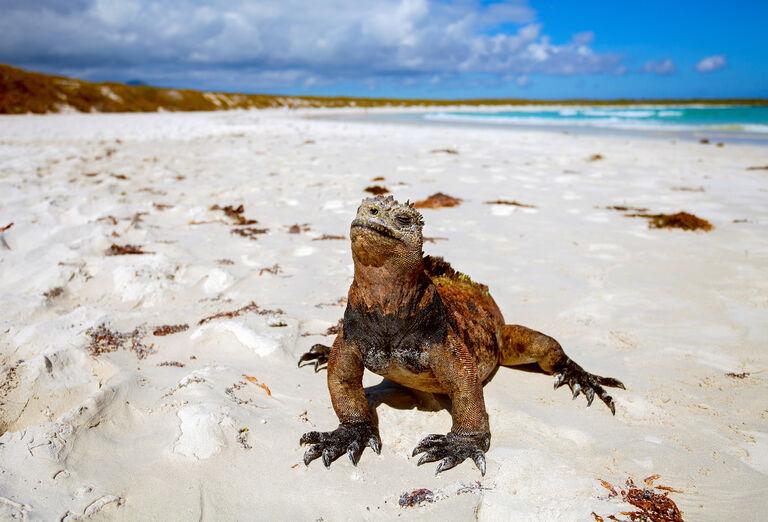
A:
[497, 324, 625, 414]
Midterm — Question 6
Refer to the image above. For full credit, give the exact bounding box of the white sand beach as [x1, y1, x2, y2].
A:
[1, 109, 767, 521]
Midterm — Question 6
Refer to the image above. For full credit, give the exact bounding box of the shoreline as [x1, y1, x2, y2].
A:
[305, 106, 768, 146]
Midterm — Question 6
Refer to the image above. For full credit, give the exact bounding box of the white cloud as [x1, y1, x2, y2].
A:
[642, 58, 675, 76]
[696, 54, 726, 73]
[0, 0, 624, 90]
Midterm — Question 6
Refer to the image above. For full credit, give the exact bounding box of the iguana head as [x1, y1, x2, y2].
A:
[350, 195, 424, 267]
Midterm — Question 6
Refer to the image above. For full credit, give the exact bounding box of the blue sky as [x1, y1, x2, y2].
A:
[0, 0, 766, 99]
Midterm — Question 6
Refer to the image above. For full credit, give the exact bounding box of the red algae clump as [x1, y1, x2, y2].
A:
[414, 193, 462, 209]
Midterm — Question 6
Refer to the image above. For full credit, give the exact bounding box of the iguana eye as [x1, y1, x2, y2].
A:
[369, 207, 378, 215]
[395, 214, 412, 226]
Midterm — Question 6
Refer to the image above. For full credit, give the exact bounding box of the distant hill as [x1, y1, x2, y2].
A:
[1, 64, 766, 114]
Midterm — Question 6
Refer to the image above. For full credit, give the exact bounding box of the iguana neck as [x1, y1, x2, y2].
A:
[349, 257, 428, 315]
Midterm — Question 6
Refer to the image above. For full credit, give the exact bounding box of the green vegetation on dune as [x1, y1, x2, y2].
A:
[1, 63, 766, 115]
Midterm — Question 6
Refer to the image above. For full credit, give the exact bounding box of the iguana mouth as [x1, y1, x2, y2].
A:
[351, 220, 402, 241]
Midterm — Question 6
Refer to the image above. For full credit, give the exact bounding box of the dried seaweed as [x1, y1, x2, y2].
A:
[43, 286, 64, 299]
[604, 205, 649, 212]
[726, 371, 750, 379]
[371, 176, 385, 181]
[158, 361, 185, 368]
[326, 320, 343, 336]
[312, 234, 346, 241]
[315, 297, 347, 308]
[288, 223, 311, 234]
[399, 488, 435, 507]
[198, 301, 284, 325]
[128, 330, 156, 359]
[225, 381, 254, 406]
[258, 264, 281, 276]
[153, 202, 174, 210]
[0, 222, 14, 233]
[243, 374, 272, 396]
[485, 199, 537, 208]
[626, 212, 713, 232]
[163, 375, 205, 398]
[364, 185, 390, 195]
[216, 258, 235, 265]
[237, 427, 252, 449]
[430, 148, 459, 154]
[423, 236, 448, 243]
[746, 165, 768, 171]
[96, 215, 118, 226]
[231, 227, 269, 240]
[105, 244, 150, 255]
[85, 325, 125, 356]
[153, 324, 189, 336]
[139, 187, 167, 196]
[595, 476, 684, 522]
[0, 361, 22, 413]
[414, 192, 462, 209]
[85, 324, 156, 359]
[125, 211, 148, 230]
[210, 204, 258, 225]
[588, 154, 605, 161]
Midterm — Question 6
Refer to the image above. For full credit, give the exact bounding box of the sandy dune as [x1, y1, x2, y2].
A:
[0, 110, 767, 521]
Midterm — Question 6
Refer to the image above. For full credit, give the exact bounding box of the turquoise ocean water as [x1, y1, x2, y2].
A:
[422, 106, 768, 140]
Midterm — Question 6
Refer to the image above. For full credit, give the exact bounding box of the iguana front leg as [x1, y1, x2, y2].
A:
[412, 336, 490, 475]
[300, 333, 381, 468]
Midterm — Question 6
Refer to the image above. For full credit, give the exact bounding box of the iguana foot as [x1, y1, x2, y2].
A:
[300, 422, 381, 468]
[553, 359, 625, 415]
[297, 343, 331, 372]
[412, 432, 490, 476]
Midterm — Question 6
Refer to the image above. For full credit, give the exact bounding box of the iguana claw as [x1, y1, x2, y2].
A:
[300, 422, 381, 468]
[554, 359, 625, 415]
[297, 344, 331, 372]
[412, 432, 490, 476]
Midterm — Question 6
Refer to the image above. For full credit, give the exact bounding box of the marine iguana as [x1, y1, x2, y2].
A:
[298, 195, 624, 475]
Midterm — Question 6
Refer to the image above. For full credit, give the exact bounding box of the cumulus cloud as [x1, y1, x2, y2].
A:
[642, 58, 675, 76]
[696, 54, 726, 73]
[0, 0, 624, 91]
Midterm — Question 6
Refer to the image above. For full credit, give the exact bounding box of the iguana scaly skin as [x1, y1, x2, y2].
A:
[298, 195, 625, 475]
